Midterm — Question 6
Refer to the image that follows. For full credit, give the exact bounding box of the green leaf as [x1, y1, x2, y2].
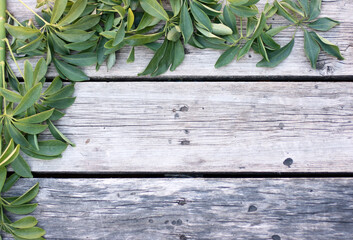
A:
[10, 216, 38, 229]
[113, 5, 126, 17]
[24, 140, 68, 157]
[170, 40, 185, 71]
[4, 204, 38, 215]
[113, 23, 125, 46]
[62, 15, 101, 31]
[0, 144, 20, 168]
[47, 120, 75, 146]
[257, 38, 295, 67]
[5, 121, 30, 147]
[273, 0, 296, 23]
[310, 32, 344, 60]
[127, 8, 134, 31]
[257, 35, 269, 62]
[43, 77, 62, 95]
[215, 45, 240, 68]
[308, 0, 322, 21]
[195, 35, 229, 50]
[237, 38, 254, 60]
[58, 0, 88, 26]
[261, 32, 280, 50]
[140, 0, 169, 21]
[24, 61, 34, 91]
[194, 1, 222, 17]
[51, 0, 68, 23]
[1, 139, 15, 161]
[33, 58, 47, 84]
[11, 155, 33, 178]
[190, 1, 212, 31]
[304, 30, 320, 68]
[136, 13, 157, 31]
[228, 0, 248, 6]
[196, 25, 223, 40]
[56, 30, 95, 43]
[13, 83, 42, 116]
[145, 42, 162, 51]
[48, 32, 70, 55]
[139, 40, 168, 76]
[223, 5, 238, 35]
[281, 0, 304, 17]
[127, 47, 135, 63]
[12, 227, 45, 239]
[64, 39, 97, 51]
[61, 52, 97, 67]
[2, 173, 20, 192]
[4, 24, 40, 40]
[107, 53, 116, 70]
[45, 85, 74, 101]
[100, 31, 116, 39]
[0, 88, 22, 103]
[246, 17, 257, 37]
[16, 35, 44, 54]
[124, 32, 164, 46]
[0, 167, 7, 192]
[151, 41, 174, 76]
[11, 183, 39, 206]
[307, 17, 339, 31]
[229, 5, 258, 18]
[43, 97, 76, 109]
[251, 12, 266, 39]
[53, 58, 89, 81]
[266, 25, 290, 37]
[243, 0, 260, 5]
[297, 0, 309, 16]
[180, 2, 193, 43]
[13, 122, 47, 135]
[211, 23, 233, 36]
[264, 3, 277, 18]
[170, 0, 181, 15]
[167, 26, 182, 41]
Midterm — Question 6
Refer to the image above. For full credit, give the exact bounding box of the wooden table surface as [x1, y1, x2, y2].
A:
[6, 0, 353, 239]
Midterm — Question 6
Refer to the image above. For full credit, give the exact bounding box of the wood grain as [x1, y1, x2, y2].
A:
[7, 0, 353, 78]
[23, 82, 353, 173]
[3, 178, 353, 239]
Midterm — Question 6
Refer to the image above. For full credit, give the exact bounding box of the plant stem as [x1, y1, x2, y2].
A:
[17, 0, 49, 25]
[0, 0, 6, 89]
[5, 10, 22, 26]
[0, 0, 6, 116]
[4, 38, 24, 79]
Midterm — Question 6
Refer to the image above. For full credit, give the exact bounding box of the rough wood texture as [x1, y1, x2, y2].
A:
[8, 0, 353, 78]
[21, 82, 353, 173]
[3, 178, 353, 239]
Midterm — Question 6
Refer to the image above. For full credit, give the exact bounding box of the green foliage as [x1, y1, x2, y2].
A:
[3, 0, 343, 76]
[268, 0, 343, 68]
[0, 56, 74, 239]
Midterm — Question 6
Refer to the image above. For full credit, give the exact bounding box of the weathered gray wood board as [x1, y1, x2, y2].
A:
[3, 178, 353, 240]
[8, 0, 353, 78]
[22, 82, 353, 173]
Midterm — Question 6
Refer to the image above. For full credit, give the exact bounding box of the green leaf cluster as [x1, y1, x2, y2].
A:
[5, 0, 343, 77]
[0, 57, 74, 239]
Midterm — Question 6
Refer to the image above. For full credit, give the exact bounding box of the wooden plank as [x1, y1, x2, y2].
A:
[3, 178, 353, 239]
[8, 0, 353, 78]
[25, 82, 353, 173]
